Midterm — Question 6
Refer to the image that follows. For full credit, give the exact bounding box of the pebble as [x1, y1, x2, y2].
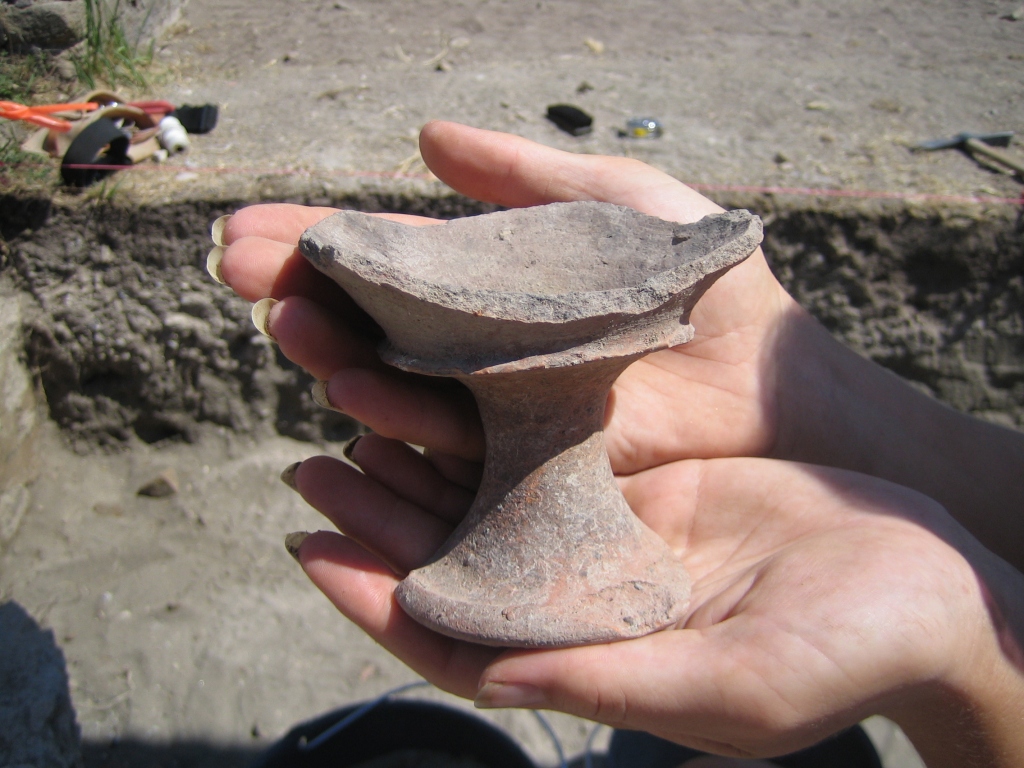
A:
[137, 469, 180, 498]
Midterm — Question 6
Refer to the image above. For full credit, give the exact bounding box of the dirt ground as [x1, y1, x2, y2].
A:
[153, 0, 1024, 200]
[2, 1, 1024, 766]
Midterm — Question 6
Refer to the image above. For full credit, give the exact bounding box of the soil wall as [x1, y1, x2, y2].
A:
[1, 193, 1021, 451]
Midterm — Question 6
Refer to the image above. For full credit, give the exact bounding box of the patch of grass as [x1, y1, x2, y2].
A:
[0, 132, 59, 190]
[0, 50, 56, 102]
[72, 0, 154, 91]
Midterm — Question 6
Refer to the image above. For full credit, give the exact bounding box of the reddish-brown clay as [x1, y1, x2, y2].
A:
[300, 202, 763, 647]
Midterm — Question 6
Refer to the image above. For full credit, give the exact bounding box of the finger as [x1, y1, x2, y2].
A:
[617, 459, 705, 554]
[297, 531, 500, 699]
[293, 455, 452, 574]
[424, 449, 484, 491]
[220, 204, 341, 246]
[419, 121, 723, 223]
[261, 295, 382, 380]
[220, 235, 367, 315]
[221, 204, 444, 246]
[322, 370, 485, 461]
[475, 625, 840, 758]
[346, 434, 475, 525]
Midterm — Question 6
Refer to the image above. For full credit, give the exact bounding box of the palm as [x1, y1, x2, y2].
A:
[606, 311, 778, 474]
[290, 446, 974, 758]
[578, 459, 974, 754]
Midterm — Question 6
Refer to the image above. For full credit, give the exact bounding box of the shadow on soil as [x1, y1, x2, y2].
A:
[82, 739, 263, 768]
[80, 740, 612, 768]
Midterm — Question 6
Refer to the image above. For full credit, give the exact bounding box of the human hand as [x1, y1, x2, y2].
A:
[215, 121, 1024, 570]
[216, 120, 797, 473]
[285, 434, 1024, 766]
[212, 122, 1024, 763]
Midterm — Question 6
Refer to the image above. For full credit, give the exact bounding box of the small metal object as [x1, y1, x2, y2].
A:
[914, 131, 1014, 151]
[624, 117, 663, 138]
[914, 131, 1024, 176]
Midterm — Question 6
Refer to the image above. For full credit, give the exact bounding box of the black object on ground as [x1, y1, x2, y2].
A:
[172, 104, 220, 135]
[251, 699, 537, 768]
[60, 117, 132, 187]
[546, 104, 593, 136]
[608, 725, 882, 768]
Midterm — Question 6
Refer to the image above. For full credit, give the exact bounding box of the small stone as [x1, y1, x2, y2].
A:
[92, 502, 124, 517]
[2, 2, 86, 50]
[89, 245, 116, 265]
[137, 468, 179, 498]
[869, 97, 902, 114]
[54, 57, 77, 81]
[584, 37, 605, 54]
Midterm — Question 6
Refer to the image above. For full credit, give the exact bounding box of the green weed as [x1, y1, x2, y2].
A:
[0, 50, 54, 102]
[72, 0, 154, 91]
[0, 132, 58, 189]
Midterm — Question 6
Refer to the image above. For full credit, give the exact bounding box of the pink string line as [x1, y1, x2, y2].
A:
[5, 160, 1024, 206]
[686, 182, 1024, 207]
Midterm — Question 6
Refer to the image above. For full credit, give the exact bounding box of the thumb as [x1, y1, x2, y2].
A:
[473, 625, 836, 758]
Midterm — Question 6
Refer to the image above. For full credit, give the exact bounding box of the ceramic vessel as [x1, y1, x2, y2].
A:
[300, 202, 763, 647]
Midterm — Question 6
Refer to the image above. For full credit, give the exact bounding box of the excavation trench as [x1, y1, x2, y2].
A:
[1, 191, 1022, 453]
[0, 189, 1020, 768]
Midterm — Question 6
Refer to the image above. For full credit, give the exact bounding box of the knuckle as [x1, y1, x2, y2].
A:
[586, 683, 630, 726]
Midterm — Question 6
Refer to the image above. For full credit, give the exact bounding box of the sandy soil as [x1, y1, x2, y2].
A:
[2, 417, 606, 767]
[152, 0, 1024, 201]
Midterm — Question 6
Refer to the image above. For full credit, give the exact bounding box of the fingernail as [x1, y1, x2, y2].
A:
[251, 298, 279, 339]
[284, 531, 310, 563]
[311, 380, 343, 412]
[211, 214, 231, 246]
[474, 683, 547, 710]
[206, 246, 226, 284]
[280, 461, 301, 490]
[342, 435, 362, 462]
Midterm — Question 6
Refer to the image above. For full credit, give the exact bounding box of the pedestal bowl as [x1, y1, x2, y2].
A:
[300, 201, 763, 647]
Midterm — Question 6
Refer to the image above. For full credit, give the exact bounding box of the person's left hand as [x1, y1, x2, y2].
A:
[214, 121, 794, 476]
[285, 432, 1022, 761]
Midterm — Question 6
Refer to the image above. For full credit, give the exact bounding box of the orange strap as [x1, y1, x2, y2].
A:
[0, 101, 99, 132]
